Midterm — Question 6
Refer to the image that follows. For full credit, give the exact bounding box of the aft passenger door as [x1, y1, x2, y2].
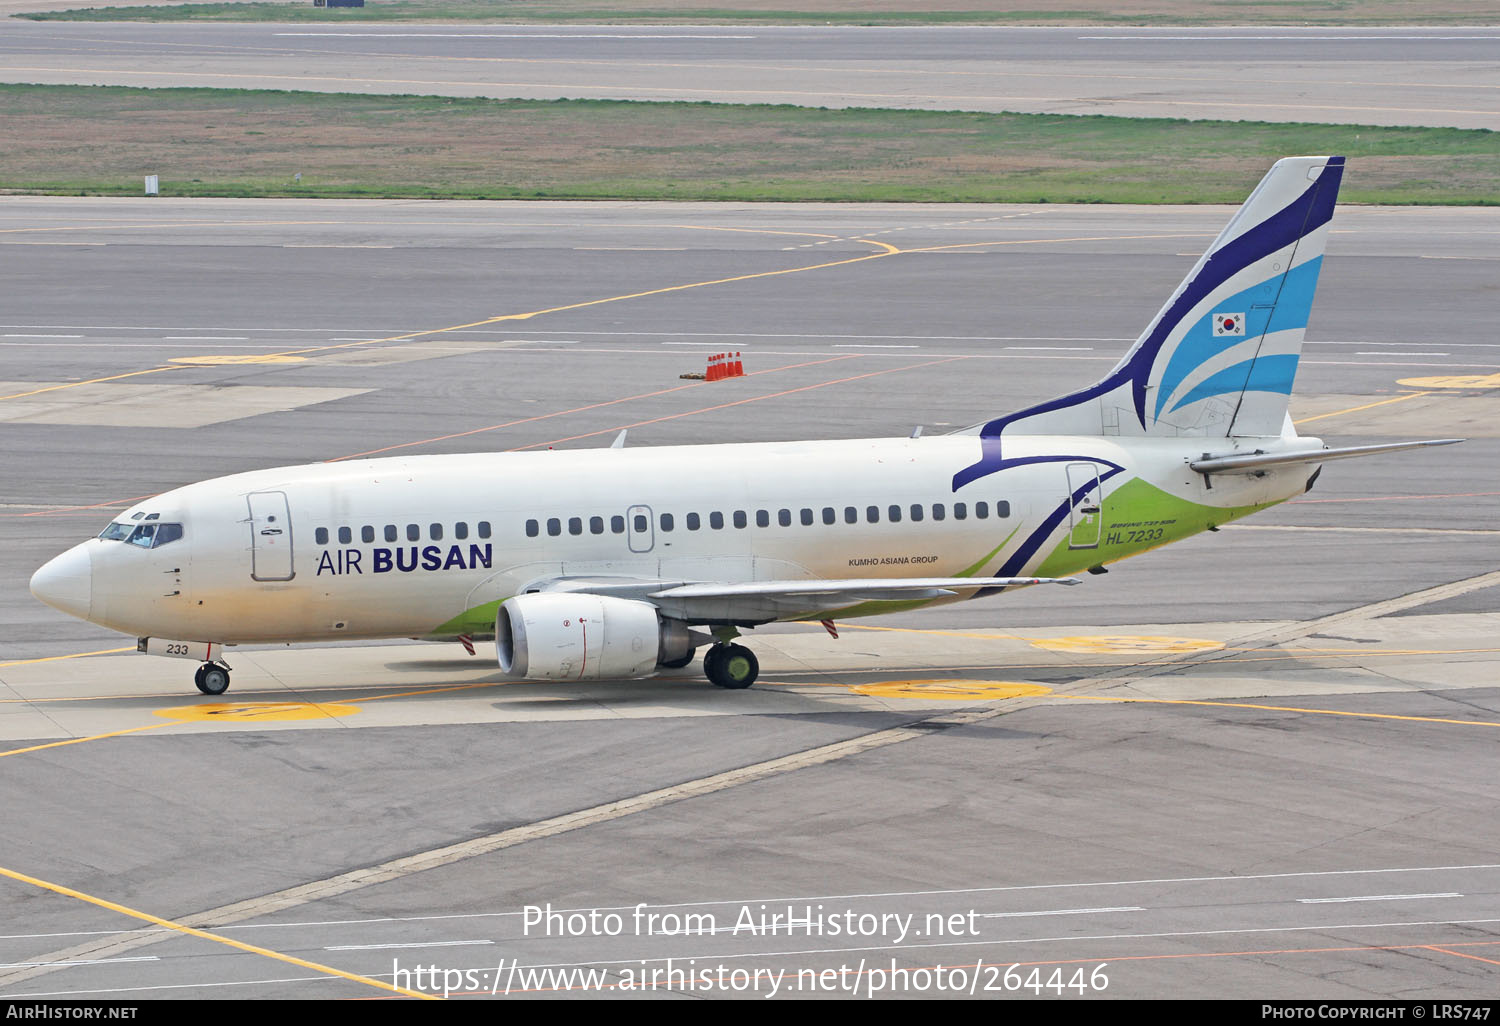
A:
[247, 490, 295, 581]
[1066, 463, 1103, 550]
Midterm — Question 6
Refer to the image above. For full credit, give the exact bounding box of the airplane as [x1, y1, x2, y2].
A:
[30, 155, 1461, 696]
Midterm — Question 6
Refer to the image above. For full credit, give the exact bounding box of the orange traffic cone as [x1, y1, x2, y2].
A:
[729, 351, 744, 377]
[706, 353, 721, 381]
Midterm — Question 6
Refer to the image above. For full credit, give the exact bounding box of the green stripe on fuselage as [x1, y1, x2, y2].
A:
[1033, 475, 1278, 578]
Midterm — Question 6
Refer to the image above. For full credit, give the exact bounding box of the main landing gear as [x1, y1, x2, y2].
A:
[194, 661, 231, 696]
[703, 643, 759, 689]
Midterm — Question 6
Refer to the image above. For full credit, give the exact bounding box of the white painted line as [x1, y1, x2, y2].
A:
[274, 32, 756, 39]
[4, 334, 82, 339]
[661, 342, 722, 347]
[833, 344, 919, 349]
[324, 939, 494, 952]
[1080, 34, 1500, 40]
[1355, 351, 1450, 356]
[282, 244, 395, 249]
[163, 336, 249, 341]
[1298, 892, 1463, 904]
[1006, 346, 1093, 351]
[512, 340, 580, 344]
[0, 957, 159, 969]
[980, 906, 1145, 918]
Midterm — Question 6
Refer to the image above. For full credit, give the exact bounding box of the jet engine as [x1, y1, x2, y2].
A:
[495, 593, 694, 680]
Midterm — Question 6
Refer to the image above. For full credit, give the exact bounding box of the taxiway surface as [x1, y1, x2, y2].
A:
[1, 197, 1497, 999]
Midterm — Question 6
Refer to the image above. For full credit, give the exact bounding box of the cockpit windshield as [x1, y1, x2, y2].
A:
[98, 521, 184, 548]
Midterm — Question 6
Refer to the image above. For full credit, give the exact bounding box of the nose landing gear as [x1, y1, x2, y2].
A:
[194, 662, 231, 696]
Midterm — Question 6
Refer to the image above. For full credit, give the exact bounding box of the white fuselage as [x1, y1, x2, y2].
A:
[59, 432, 1310, 647]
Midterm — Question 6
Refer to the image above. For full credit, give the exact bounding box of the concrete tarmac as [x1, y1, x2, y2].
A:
[0, 197, 1497, 999]
[2, 23, 1497, 128]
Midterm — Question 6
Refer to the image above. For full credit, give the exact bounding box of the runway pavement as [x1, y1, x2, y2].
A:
[3, 23, 1498, 128]
[0, 197, 1497, 999]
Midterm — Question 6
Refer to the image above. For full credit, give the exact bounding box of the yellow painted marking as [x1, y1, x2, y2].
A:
[156, 701, 360, 723]
[1063, 694, 1500, 730]
[0, 647, 134, 669]
[168, 354, 308, 366]
[852, 679, 1051, 701]
[0, 863, 436, 999]
[834, 623, 1030, 642]
[1293, 391, 1433, 425]
[0, 366, 183, 402]
[1397, 373, 1500, 389]
[0, 723, 177, 759]
[1031, 635, 1225, 654]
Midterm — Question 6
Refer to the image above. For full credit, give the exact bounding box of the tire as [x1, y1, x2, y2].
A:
[195, 664, 230, 695]
[706, 644, 758, 689]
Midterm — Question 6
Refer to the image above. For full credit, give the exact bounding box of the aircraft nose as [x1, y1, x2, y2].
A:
[30, 543, 93, 620]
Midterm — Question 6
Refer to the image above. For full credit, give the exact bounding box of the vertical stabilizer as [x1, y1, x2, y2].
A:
[954, 156, 1344, 488]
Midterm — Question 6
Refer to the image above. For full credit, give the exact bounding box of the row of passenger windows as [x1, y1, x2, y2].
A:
[524, 501, 1011, 538]
[313, 501, 1012, 545]
[314, 521, 493, 546]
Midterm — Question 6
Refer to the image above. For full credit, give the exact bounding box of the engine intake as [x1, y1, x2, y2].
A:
[496, 593, 690, 680]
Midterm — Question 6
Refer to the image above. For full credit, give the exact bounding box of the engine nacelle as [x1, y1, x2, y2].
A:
[496, 593, 684, 681]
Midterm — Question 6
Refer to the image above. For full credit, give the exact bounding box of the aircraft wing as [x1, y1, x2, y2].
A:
[525, 574, 1077, 622]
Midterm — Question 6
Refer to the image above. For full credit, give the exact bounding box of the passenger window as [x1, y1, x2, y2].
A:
[362, 525, 375, 543]
[778, 509, 791, 527]
[687, 512, 701, 531]
[661, 513, 674, 532]
[315, 527, 329, 545]
[569, 517, 583, 536]
[590, 516, 604, 535]
[867, 506, 880, 523]
[634, 514, 648, 533]
[845, 507, 858, 525]
[733, 511, 747, 529]
[454, 522, 468, 540]
[526, 520, 539, 538]
[822, 507, 835, 525]
[385, 524, 398, 542]
[612, 515, 625, 534]
[339, 526, 352, 544]
[406, 524, 420, 542]
[888, 505, 902, 523]
[478, 521, 492, 539]
[800, 508, 814, 526]
[996, 500, 1011, 518]
[756, 510, 770, 528]
[547, 518, 561, 537]
[932, 504, 946, 521]
[430, 523, 443, 541]
[910, 504, 924, 522]
[954, 503, 968, 521]
[710, 511, 724, 530]
[976, 501, 990, 519]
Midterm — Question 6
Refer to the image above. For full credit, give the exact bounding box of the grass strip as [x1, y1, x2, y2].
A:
[1, 85, 1495, 204]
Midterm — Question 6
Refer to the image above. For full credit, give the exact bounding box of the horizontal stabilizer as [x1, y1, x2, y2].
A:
[1189, 438, 1463, 475]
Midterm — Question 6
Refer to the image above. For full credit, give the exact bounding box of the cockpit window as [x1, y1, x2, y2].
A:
[114, 522, 184, 548]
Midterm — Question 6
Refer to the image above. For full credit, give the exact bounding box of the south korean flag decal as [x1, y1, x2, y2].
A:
[1213, 312, 1246, 336]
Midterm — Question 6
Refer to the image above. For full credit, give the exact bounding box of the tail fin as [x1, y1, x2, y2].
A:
[970, 156, 1345, 442]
